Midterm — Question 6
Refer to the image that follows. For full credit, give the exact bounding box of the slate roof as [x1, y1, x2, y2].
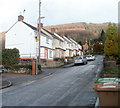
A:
[22, 21, 37, 31]
[42, 28, 64, 41]
[22, 21, 47, 36]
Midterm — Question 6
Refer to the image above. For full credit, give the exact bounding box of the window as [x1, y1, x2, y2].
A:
[59, 41, 61, 46]
[49, 50, 52, 58]
[46, 38, 49, 44]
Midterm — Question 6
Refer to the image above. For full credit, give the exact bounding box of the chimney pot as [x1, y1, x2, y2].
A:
[67, 35, 71, 38]
[51, 28, 56, 33]
[18, 15, 24, 21]
[60, 33, 65, 36]
[37, 23, 43, 29]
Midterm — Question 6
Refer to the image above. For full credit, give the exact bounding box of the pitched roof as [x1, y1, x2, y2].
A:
[53, 33, 64, 41]
[6, 21, 18, 33]
[42, 28, 54, 35]
[62, 36, 72, 43]
[22, 21, 37, 31]
[42, 28, 64, 41]
[22, 21, 47, 36]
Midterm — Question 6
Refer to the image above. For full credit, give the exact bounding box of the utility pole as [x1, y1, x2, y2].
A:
[38, 0, 41, 64]
[36, 0, 41, 75]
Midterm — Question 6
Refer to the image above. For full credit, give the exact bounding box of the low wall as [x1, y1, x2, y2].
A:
[13, 68, 31, 74]
[41, 61, 65, 68]
[100, 58, 119, 77]
[103, 60, 117, 71]
[7, 68, 31, 74]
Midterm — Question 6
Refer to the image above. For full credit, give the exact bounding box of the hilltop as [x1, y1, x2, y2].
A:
[44, 22, 109, 44]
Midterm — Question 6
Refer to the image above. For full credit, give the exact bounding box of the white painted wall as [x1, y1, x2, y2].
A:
[5, 21, 36, 58]
[5, 21, 54, 60]
[40, 47, 45, 59]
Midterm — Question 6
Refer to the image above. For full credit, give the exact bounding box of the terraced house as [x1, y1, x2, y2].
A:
[5, 15, 54, 61]
[4, 15, 83, 61]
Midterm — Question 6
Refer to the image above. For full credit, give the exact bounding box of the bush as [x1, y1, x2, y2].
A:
[103, 67, 120, 77]
[38, 64, 41, 71]
[2, 48, 20, 66]
[54, 58, 64, 62]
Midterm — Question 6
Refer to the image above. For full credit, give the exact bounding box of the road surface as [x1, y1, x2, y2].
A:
[2, 55, 104, 107]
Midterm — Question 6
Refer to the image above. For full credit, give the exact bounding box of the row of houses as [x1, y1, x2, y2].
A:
[3, 15, 83, 61]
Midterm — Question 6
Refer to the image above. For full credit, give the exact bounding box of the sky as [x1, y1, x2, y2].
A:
[0, 0, 119, 32]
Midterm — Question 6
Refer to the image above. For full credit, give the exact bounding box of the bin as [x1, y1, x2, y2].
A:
[93, 78, 120, 107]
[95, 78, 117, 83]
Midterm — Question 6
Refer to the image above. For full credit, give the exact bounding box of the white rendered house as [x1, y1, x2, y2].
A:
[5, 15, 54, 61]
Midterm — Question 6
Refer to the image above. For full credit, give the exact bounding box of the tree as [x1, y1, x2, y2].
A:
[93, 42, 104, 54]
[98, 29, 105, 44]
[104, 23, 119, 60]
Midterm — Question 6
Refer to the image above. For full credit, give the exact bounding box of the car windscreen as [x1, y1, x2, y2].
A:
[87, 55, 93, 57]
[75, 56, 82, 59]
[87, 56, 92, 57]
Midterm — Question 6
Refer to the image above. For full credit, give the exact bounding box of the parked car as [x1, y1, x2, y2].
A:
[74, 56, 87, 65]
[0, 65, 4, 74]
[0, 65, 7, 74]
[86, 55, 95, 61]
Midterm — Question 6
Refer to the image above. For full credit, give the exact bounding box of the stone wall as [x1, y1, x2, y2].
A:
[41, 61, 64, 68]
[103, 60, 117, 71]
[101, 58, 119, 77]
[8, 68, 31, 74]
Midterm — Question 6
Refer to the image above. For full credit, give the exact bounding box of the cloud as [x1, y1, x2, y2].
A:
[0, 0, 119, 32]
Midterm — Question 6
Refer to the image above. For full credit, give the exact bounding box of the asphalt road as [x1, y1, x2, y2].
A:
[2, 55, 104, 107]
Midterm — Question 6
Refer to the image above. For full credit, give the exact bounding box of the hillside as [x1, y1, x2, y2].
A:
[44, 22, 109, 44]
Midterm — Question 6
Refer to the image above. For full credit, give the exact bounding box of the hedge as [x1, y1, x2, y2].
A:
[2, 48, 20, 66]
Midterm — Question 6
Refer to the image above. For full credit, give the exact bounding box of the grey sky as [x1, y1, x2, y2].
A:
[0, 0, 119, 32]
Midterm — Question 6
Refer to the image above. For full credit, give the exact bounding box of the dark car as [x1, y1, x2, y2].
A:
[0, 65, 7, 74]
[0, 65, 4, 73]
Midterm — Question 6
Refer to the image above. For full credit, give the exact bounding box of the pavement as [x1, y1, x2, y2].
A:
[0, 63, 74, 89]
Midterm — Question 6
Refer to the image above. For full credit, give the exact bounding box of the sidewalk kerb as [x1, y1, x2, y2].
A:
[94, 97, 99, 108]
[6, 72, 53, 87]
[0, 80, 12, 89]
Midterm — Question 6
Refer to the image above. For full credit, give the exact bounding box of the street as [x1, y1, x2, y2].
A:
[2, 55, 104, 106]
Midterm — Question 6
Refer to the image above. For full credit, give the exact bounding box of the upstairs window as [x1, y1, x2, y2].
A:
[46, 38, 49, 44]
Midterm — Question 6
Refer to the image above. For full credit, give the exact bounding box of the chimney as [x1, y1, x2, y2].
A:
[60, 33, 65, 36]
[51, 28, 56, 33]
[67, 35, 71, 39]
[18, 15, 24, 21]
[37, 23, 43, 29]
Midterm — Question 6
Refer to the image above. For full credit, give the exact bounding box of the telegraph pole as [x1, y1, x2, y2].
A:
[38, 0, 41, 64]
[36, 0, 41, 75]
